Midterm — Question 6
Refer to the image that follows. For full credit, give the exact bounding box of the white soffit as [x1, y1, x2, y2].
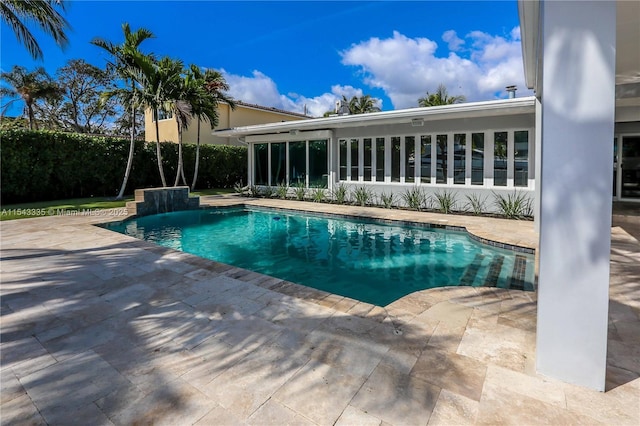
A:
[214, 97, 536, 138]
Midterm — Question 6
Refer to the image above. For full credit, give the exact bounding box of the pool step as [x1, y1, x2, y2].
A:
[460, 253, 485, 286]
[508, 255, 528, 290]
[483, 255, 505, 287]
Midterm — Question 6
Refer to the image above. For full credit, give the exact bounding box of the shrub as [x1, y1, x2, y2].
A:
[310, 187, 326, 203]
[294, 182, 306, 200]
[380, 192, 396, 209]
[432, 190, 457, 214]
[275, 183, 288, 199]
[401, 186, 426, 210]
[493, 191, 533, 219]
[464, 193, 487, 215]
[262, 186, 274, 198]
[0, 129, 247, 203]
[352, 185, 373, 206]
[332, 184, 348, 204]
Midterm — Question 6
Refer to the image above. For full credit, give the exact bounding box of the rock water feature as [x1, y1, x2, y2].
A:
[126, 187, 200, 217]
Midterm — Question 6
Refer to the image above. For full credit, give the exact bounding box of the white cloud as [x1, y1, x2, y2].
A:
[340, 27, 532, 109]
[442, 30, 464, 51]
[220, 70, 381, 117]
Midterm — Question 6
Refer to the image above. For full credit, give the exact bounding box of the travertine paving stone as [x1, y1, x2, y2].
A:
[0, 199, 638, 425]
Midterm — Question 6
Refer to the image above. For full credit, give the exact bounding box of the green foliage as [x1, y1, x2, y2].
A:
[0, 129, 247, 203]
[311, 187, 326, 203]
[234, 180, 245, 194]
[294, 182, 306, 201]
[332, 184, 348, 204]
[379, 192, 396, 209]
[262, 186, 274, 198]
[464, 193, 487, 215]
[275, 183, 288, 199]
[248, 186, 260, 197]
[352, 185, 373, 206]
[493, 191, 533, 219]
[401, 186, 426, 210]
[433, 190, 457, 214]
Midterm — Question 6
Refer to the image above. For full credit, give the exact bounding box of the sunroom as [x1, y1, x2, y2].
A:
[216, 97, 537, 214]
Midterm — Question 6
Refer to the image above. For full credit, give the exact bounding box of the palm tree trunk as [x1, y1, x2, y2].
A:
[155, 118, 167, 187]
[27, 103, 36, 130]
[116, 105, 137, 199]
[174, 125, 185, 186]
[191, 121, 201, 191]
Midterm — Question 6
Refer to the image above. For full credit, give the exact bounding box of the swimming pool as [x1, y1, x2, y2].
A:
[103, 206, 535, 306]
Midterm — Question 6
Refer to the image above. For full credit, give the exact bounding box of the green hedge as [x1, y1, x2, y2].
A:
[0, 129, 247, 203]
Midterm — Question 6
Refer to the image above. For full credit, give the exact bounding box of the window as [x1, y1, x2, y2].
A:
[153, 109, 173, 121]
[471, 133, 484, 185]
[405, 136, 415, 183]
[254, 144, 268, 185]
[376, 137, 385, 182]
[288, 141, 306, 186]
[454, 133, 466, 184]
[494, 132, 508, 186]
[339, 139, 347, 180]
[270, 143, 286, 185]
[363, 138, 372, 181]
[420, 135, 432, 183]
[350, 138, 359, 181]
[309, 140, 328, 187]
[514, 131, 529, 187]
[436, 134, 448, 184]
[391, 137, 401, 182]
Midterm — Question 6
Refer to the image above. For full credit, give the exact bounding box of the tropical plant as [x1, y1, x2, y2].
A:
[234, 180, 245, 194]
[311, 187, 326, 203]
[417, 84, 466, 107]
[262, 185, 274, 198]
[342, 94, 381, 114]
[352, 185, 373, 206]
[91, 23, 155, 197]
[380, 192, 396, 209]
[401, 186, 426, 210]
[493, 191, 533, 219]
[275, 182, 288, 199]
[248, 185, 260, 197]
[0, 66, 60, 130]
[187, 66, 235, 190]
[294, 182, 306, 201]
[332, 184, 348, 204]
[0, 0, 70, 60]
[464, 193, 487, 215]
[433, 190, 457, 214]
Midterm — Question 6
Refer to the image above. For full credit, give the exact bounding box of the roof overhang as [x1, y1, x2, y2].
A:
[517, 0, 542, 94]
[215, 97, 536, 138]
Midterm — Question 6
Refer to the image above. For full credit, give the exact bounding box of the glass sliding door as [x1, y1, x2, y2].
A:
[270, 142, 286, 186]
[254, 143, 268, 185]
[405, 136, 415, 183]
[436, 134, 447, 184]
[471, 133, 484, 185]
[376, 137, 385, 182]
[350, 138, 359, 181]
[621, 136, 640, 199]
[288, 141, 306, 186]
[339, 139, 347, 181]
[494, 132, 508, 186]
[309, 140, 328, 188]
[363, 138, 372, 181]
[453, 133, 465, 184]
[514, 131, 529, 187]
[420, 135, 432, 183]
[391, 136, 401, 182]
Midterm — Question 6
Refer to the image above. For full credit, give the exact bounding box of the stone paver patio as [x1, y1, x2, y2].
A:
[1, 197, 638, 425]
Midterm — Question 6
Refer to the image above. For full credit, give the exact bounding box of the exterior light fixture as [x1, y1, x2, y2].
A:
[411, 118, 424, 127]
[289, 129, 299, 135]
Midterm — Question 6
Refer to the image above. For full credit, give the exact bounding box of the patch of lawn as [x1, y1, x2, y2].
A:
[1, 196, 132, 221]
[1, 188, 235, 221]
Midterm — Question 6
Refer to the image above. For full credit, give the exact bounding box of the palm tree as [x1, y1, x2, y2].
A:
[187, 66, 235, 190]
[418, 84, 466, 182]
[417, 84, 466, 107]
[0, 0, 70, 60]
[92, 23, 157, 196]
[0, 65, 60, 130]
[346, 94, 381, 114]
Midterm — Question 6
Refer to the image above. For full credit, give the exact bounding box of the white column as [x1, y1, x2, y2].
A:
[536, 0, 615, 391]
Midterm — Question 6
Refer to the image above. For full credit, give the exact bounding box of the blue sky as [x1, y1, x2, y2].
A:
[1, 0, 531, 117]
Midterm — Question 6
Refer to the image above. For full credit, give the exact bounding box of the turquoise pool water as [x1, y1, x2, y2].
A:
[103, 207, 535, 306]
